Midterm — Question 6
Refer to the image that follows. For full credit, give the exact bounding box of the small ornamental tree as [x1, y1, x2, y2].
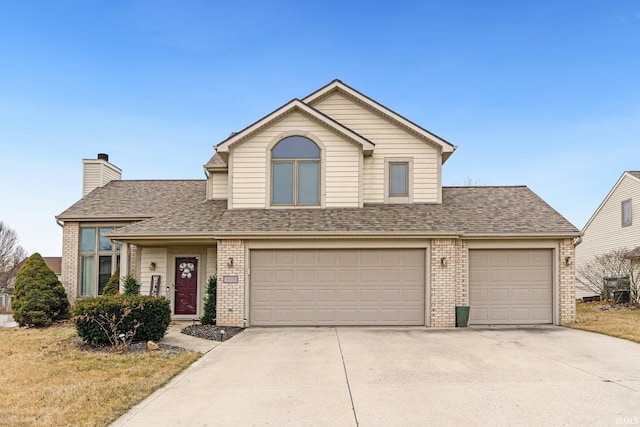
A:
[122, 274, 140, 296]
[12, 253, 70, 327]
[103, 268, 120, 295]
[201, 275, 217, 325]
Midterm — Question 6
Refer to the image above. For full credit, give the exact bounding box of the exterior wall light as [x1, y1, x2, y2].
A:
[565, 256, 571, 266]
[440, 257, 447, 267]
[149, 262, 156, 271]
[227, 257, 234, 268]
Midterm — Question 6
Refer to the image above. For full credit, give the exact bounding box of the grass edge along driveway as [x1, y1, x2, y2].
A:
[0, 324, 200, 427]
[567, 301, 640, 344]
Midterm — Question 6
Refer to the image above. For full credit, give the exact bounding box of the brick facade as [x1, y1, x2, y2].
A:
[559, 238, 576, 324]
[216, 239, 246, 327]
[61, 222, 79, 303]
[430, 238, 467, 327]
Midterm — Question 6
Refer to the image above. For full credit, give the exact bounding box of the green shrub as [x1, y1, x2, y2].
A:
[73, 295, 171, 345]
[103, 268, 120, 295]
[122, 274, 140, 296]
[12, 253, 70, 327]
[200, 275, 217, 325]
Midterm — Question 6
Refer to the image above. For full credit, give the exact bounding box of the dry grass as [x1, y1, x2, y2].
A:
[0, 324, 200, 427]
[567, 302, 640, 344]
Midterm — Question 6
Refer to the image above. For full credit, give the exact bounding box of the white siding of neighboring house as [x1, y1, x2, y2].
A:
[230, 111, 361, 208]
[311, 92, 440, 204]
[209, 172, 228, 199]
[575, 173, 640, 298]
[139, 247, 168, 296]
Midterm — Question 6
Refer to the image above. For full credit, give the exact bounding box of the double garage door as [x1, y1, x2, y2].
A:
[250, 248, 425, 326]
[469, 249, 553, 325]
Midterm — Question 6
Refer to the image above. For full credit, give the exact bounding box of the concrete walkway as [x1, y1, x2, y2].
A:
[0, 314, 17, 328]
[161, 321, 220, 354]
[113, 327, 640, 426]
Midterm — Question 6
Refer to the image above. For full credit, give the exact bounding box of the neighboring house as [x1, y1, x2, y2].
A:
[56, 80, 579, 327]
[43, 257, 62, 282]
[0, 257, 60, 312]
[575, 171, 640, 299]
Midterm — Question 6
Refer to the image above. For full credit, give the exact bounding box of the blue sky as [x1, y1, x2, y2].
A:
[1, 0, 638, 257]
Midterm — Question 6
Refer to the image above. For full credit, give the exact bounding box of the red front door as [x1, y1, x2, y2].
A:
[175, 257, 198, 315]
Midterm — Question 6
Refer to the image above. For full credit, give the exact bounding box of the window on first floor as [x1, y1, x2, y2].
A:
[79, 227, 120, 296]
[622, 199, 632, 227]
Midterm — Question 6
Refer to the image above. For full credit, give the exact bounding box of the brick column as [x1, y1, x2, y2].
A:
[559, 238, 576, 324]
[430, 238, 464, 327]
[216, 240, 245, 327]
[61, 222, 79, 304]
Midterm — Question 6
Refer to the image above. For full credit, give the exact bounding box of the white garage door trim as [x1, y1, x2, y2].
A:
[249, 248, 425, 326]
[469, 249, 553, 325]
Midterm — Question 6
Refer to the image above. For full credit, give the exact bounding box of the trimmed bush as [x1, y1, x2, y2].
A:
[73, 295, 171, 345]
[122, 274, 140, 296]
[103, 268, 120, 295]
[12, 253, 70, 327]
[200, 275, 217, 325]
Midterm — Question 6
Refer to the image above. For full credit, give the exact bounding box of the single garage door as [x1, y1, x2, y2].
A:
[469, 249, 553, 325]
[250, 248, 425, 326]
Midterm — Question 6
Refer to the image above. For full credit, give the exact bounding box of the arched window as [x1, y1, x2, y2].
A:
[271, 136, 320, 206]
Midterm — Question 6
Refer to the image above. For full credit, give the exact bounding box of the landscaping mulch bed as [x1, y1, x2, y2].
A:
[181, 324, 244, 341]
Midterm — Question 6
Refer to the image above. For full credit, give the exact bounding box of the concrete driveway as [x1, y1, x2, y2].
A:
[113, 327, 640, 426]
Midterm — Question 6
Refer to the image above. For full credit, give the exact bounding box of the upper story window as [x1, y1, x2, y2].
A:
[271, 136, 320, 206]
[622, 199, 632, 227]
[384, 158, 413, 203]
[389, 162, 409, 197]
[79, 227, 120, 297]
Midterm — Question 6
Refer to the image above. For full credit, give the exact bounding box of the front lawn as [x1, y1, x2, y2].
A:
[0, 324, 200, 427]
[567, 302, 640, 344]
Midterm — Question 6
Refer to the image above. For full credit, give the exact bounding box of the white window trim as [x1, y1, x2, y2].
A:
[622, 199, 632, 227]
[265, 131, 326, 208]
[384, 157, 414, 204]
[78, 226, 121, 297]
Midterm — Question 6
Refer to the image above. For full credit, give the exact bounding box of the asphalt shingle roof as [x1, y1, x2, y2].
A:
[212, 186, 578, 236]
[56, 180, 206, 220]
[628, 171, 640, 180]
[89, 183, 579, 239]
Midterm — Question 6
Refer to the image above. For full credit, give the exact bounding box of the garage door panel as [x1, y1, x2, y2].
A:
[275, 269, 295, 282]
[488, 269, 509, 282]
[317, 289, 337, 302]
[469, 249, 552, 325]
[488, 289, 510, 302]
[251, 248, 425, 326]
[511, 288, 531, 301]
[338, 289, 358, 301]
[360, 289, 380, 302]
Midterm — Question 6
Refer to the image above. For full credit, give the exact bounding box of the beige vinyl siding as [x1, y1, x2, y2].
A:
[139, 248, 168, 296]
[312, 93, 440, 204]
[82, 160, 121, 196]
[208, 172, 228, 200]
[206, 247, 217, 279]
[575, 174, 640, 298]
[230, 111, 361, 208]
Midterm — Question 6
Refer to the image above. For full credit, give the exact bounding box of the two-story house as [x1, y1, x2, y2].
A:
[56, 80, 580, 327]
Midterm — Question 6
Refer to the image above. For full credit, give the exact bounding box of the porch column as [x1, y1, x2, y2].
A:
[119, 243, 129, 293]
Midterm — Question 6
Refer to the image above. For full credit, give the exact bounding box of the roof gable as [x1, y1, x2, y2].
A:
[581, 171, 640, 233]
[303, 80, 456, 162]
[215, 99, 374, 161]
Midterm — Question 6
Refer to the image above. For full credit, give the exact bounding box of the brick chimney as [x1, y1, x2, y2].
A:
[82, 153, 122, 196]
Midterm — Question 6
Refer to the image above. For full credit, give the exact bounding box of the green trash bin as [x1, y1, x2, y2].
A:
[455, 306, 470, 327]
